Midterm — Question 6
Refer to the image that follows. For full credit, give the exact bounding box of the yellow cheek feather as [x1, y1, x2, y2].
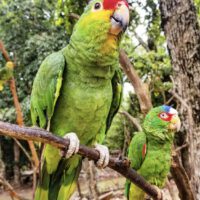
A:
[101, 34, 118, 54]
[78, 10, 118, 54]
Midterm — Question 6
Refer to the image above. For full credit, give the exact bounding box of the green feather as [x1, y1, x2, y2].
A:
[126, 106, 177, 200]
[30, 52, 65, 128]
[106, 69, 123, 132]
[128, 132, 146, 170]
[32, 0, 124, 199]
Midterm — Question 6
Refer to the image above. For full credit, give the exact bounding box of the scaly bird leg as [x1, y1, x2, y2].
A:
[95, 144, 110, 168]
[61, 132, 80, 159]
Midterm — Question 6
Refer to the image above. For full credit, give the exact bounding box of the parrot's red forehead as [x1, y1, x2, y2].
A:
[103, 0, 129, 10]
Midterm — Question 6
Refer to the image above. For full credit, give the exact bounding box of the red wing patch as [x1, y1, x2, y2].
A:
[142, 144, 147, 159]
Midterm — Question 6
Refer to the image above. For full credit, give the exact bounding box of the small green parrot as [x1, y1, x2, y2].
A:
[0, 61, 14, 91]
[125, 105, 181, 200]
[30, 1, 129, 200]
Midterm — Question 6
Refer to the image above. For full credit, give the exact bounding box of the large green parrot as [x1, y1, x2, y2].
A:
[30, 0, 129, 199]
[0, 61, 14, 91]
[125, 105, 181, 200]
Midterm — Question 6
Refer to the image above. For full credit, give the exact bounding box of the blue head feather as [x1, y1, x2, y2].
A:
[162, 105, 172, 113]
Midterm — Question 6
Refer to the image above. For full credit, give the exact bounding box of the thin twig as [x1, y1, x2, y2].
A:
[175, 143, 189, 152]
[119, 111, 142, 131]
[133, 31, 150, 52]
[0, 176, 29, 200]
[0, 121, 162, 200]
[68, 13, 80, 20]
[77, 180, 83, 199]
[0, 40, 39, 169]
[13, 138, 32, 162]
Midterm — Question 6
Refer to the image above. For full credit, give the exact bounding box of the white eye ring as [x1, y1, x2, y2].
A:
[92, 2, 103, 11]
[160, 113, 168, 119]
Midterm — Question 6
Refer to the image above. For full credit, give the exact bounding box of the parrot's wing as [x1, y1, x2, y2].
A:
[30, 52, 65, 128]
[128, 132, 147, 169]
[106, 69, 123, 132]
[125, 132, 147, 198]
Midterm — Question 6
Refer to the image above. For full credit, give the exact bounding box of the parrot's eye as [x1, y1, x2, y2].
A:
[117, 2, 122, 8]
[93, 2, 102, 10]
[158, 112, 173, 122]
[159, 112, 168, 120]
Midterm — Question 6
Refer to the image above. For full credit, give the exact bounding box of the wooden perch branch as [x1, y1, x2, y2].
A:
[0, 121, 162, 200]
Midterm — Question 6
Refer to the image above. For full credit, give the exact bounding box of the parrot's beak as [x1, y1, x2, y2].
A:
[169, 114, 181, 132]
[110, 2, 130, 36]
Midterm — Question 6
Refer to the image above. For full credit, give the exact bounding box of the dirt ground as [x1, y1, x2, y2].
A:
[0, 188, 33, 200]
[0, 159, 126, 200]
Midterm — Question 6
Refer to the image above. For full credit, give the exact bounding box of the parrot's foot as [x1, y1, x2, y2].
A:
[61, 132, 80, 159]
[145, 186, 163, 200]
[95, 144, 109, 168]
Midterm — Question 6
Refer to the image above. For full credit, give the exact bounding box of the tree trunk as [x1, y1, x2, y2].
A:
[159, 0, 200, 199]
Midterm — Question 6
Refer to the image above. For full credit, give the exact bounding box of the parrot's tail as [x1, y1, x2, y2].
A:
[34, 155, 82, 200]
[128, 184, 145, 200]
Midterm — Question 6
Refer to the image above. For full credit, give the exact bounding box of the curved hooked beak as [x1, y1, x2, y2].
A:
[110, 2, 130, 36]
[169, 114, 181, 132]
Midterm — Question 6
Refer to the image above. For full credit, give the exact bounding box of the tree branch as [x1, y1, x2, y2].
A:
[119, 49, 153, 114]
[0, 40, 39, 199]
[0, 41, 13, 63]
[0, 40, 39, 169]
[119, 111, 142, 131]
[68, 13, 80, 20]
[133, 31, 150, 52]
[0, 121, 162, 200]
[171, 151, 194, 200]
[0, 176, 29, 200]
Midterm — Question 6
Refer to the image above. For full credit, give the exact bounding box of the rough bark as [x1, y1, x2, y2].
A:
[159, 0, 200, 199]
